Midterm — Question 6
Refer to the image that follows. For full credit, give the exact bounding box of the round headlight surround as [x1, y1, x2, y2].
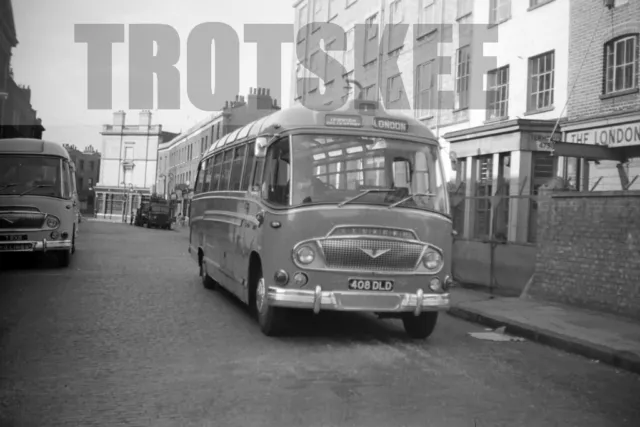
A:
[422, 248, 443, 271]
[46, 215, 60, 229]
[295, 245, 316, 265]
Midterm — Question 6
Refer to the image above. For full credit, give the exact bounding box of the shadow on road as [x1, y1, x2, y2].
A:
[206, 280, 420, 344]
[0, 253, 64, 271]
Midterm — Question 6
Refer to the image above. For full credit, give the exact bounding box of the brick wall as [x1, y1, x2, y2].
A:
[531, 189, 640, 321]
[567, 0, 640, 120]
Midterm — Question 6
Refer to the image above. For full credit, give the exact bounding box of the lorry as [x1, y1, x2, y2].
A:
[134, 199, 172, 229]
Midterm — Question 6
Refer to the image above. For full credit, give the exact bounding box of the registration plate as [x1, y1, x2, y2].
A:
[0, 242, 34, 251]
[348, 278, 394, 292]
[0, 235, 28, 242]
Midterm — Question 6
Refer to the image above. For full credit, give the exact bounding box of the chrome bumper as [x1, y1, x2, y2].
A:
[0, 239, 72, 253]
[267, 285, 450, 316]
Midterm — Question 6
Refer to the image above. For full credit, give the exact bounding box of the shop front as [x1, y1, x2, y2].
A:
[444, 118, 621, 294]
[562, 111, 640, 191]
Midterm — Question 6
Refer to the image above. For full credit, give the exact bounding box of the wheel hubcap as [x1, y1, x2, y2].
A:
[256, 277, 265, 312]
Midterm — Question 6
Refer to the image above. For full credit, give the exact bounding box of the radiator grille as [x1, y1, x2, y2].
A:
[0, 212, 46, 229]
[319, 238, 424, 272]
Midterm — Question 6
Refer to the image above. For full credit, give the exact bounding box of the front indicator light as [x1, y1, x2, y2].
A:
[46, 215, 60, 229]
[274, 269, 289, 286]
[50, 231, 59, 240]
[295, 245, 315, 264]
[293, 272, 308, 286]
[429, 277, 442, 292]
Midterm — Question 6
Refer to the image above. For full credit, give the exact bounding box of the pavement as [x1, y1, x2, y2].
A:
[1, 221, 639, 427]
[448, 288, 640, 376]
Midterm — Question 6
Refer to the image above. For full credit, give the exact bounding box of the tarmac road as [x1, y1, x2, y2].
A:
[0, 221, 639, 427]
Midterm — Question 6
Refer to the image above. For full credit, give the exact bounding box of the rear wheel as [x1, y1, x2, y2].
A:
[57, 250, 71, 268]
[200, 259, 217, 290]
[254, 271, 285, 336]
[402, 312, 438, 339]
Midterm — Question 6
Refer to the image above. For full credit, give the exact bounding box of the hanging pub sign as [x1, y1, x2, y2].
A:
[325, 114, 363, 128]
[373, 117, 408, 132]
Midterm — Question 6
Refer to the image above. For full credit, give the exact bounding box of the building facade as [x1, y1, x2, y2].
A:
[156, 87, 280, 216]
[291, 0, 580, 292]
[560, 0, 640, 191]
[96, 111, 178, 221]
[63, 144, 101, 214]
[0, 0, 44, 140]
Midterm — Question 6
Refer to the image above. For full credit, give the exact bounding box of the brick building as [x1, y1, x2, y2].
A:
[96, 111, 178, 222]
[63, 144, 101, 214]
[156, 87, 280, 216]
[0, 0, 44, 140]
[560, 0, 640, 191]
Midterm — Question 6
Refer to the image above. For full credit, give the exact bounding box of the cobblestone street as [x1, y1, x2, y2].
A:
[0, 222, 639, 427]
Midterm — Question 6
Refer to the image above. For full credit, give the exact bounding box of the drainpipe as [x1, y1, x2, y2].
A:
[376, 0, 386, 102]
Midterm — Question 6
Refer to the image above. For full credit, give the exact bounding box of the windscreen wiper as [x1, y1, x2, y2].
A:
[388, 192, 435, 209]
[0, 183, 17, 193]
[337, 188, 397, 207]
[19, 185, 53, 196]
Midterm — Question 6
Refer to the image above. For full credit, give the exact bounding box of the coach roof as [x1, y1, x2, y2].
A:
[0, 138, 71, 159]
[204, 99, 439, 157]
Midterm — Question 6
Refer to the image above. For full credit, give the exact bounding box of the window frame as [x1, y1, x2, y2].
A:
[527, 50, 555, 112]
[603, 34, 638, 95]
[455, 45, 471, 110]
[486, 65, 510, 120]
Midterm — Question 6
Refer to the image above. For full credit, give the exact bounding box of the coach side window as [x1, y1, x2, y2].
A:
[219, 149, 234, 190]
[241, 141, 256, 191]
[195, 159, 206, 193]
[262, 138, 290, 206]
[210, 153, 223, 191]
[228, 144, 247, 191]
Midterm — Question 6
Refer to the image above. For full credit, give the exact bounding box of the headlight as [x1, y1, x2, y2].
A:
[46, 215, 60, 229]
[295, 245, 315, 264]
[422, 248, 443, 271]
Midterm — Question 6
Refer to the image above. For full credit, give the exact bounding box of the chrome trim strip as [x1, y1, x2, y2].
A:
[190, 195, 453, 223]
[326, 224, 419, 239]
[266, 286, 449, 312]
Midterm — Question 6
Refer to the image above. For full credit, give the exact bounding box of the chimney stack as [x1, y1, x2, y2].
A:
[113, 110, 126, 126]
[139, 110, 152, 127]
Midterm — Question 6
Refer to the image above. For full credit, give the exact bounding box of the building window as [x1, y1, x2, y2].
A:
[324, 39, 336, 84]
[417, 0, 435, 38]
[124, 147, 133, 160]
[297, 3, 308, 43]
[486, 65, 510, 120]
[528, 51, 554, 111]
[451, 158, 467, 236]
[328, 0, 338, 20]
[455, 45, 471, 110]
[458, 0, 473, 17]
[390, 0, 403, 25]
[604, 35, 638, 95]
[474, 155, 493, 240]
[342, 70, 354, 103]
[312, 0, 323, 32]
[343, 26, 355, 73]
[90, 161, 94, 171]
[416, 61, 434, 117]
[386, 74, 403, 103]
[489, 0, 510, 24]
[365, 13, 378, 41]
[80, 160, 85, 170]
[309, 51, 320, 92]
[78, 177, 84, 189]
[495, 153, 511, 242]
[363, 84, 377, 101]
[88, 178, 93, 187]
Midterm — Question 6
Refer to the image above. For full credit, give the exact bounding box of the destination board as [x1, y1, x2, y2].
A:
[373, 117, 409, 132]
[325, 114, 363, 128]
